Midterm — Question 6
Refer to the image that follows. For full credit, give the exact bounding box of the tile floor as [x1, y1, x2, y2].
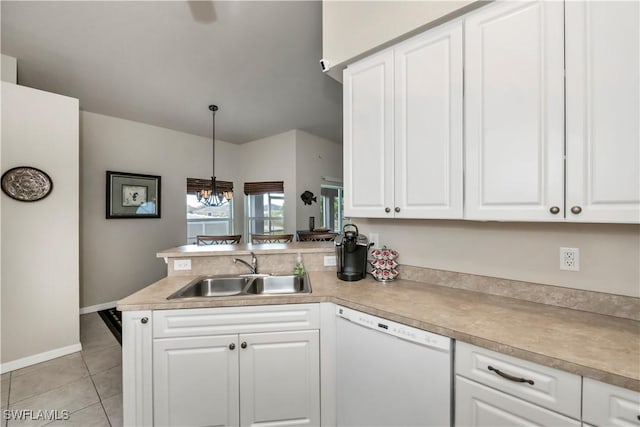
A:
[1, 313, 122, 427]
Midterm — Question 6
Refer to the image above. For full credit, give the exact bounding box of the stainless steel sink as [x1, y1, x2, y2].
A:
[167, 273, 311, 299]
[250, 275, 310, 295]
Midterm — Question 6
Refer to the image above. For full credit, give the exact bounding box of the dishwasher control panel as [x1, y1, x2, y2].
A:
[336, 305, 450, 351]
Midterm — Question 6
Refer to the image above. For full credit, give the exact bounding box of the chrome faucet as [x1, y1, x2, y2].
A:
[233, 252, 258, 274]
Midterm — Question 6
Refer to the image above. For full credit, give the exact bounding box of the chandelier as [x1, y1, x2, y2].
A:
[196, 104, 233, 206]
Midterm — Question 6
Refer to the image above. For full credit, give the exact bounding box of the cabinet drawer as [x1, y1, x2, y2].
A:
[583, 377, 640, 427]
[153, 304, 320, 338]
[455, 376, 580, 427]
[456, 342, 581, 419]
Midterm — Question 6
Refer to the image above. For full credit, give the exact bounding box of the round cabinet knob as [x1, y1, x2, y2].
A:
[140, 317, 148, 324]
[241, 342, 247, 349]
[394, 207, 400, 213]
[549, 206, 560, 214]
[570, 206, 582, 215]
[385, 207, 391, 213]
[229, 343, 236, 350]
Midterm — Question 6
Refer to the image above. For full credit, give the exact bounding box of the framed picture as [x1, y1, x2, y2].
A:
[106, 171, 161, 219]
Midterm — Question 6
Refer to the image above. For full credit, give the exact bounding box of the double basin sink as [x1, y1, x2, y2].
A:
[168, 273, 311, 299]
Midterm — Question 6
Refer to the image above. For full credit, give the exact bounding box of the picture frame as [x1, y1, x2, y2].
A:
[106, 171, 161, 219]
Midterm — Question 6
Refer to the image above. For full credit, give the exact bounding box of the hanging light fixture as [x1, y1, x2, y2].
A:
[196, 104, 233, 206]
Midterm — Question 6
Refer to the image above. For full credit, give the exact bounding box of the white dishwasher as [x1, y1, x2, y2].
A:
[336, 305, 452, 427]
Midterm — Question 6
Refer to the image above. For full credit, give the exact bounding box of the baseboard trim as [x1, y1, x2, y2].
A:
[1, 343, 83, 374]
[79, 301, 117, 314]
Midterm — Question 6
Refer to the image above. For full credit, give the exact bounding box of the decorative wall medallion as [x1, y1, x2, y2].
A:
[1, 166, 53, 202]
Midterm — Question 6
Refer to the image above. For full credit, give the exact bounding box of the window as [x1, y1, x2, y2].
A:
[186, 178, 234, 244]
[320, 185, 343, 232]
[245, 192, 285, 236]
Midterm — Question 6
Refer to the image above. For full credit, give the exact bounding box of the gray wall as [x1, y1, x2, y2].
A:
[80, 111, 240, 307]
[237, 130, 298, 236]
[2, 83, 79, 365]
[295, 130, 343, 230]
[355, 219, 640, 297]
[322, 0, 477, 68]
[80, 115, 344, 308]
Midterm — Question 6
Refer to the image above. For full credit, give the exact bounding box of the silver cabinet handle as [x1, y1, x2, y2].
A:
[229, 343, 235, 350]
[385, 207, 391, 213]
[394, 207, 400, 213]
[140, 317, 148, 324]
[549, 206, 560, 214]
[570, 206, 582, 214]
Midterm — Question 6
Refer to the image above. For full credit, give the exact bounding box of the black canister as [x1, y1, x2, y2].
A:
[335, 224, 371, 281]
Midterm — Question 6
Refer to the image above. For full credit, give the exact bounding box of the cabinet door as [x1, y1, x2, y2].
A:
[455, 376, 581, 427]
[464, 1, 565, 221]
[394, 20, 463, 219]
[122, 311, 153, 427]
[582, 377, 640, 427]
[566, 1, 640, 223]
[239, 330, 320, 427]
[153, 335, 239, 427]
[343, 50, 395, 218]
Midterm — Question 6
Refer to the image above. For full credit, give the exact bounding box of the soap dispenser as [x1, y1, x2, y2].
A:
[294, 253, 305, 278]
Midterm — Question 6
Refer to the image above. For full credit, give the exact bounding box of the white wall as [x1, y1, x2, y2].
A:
[322, 0, 479, 71]
[1, 83, 79, 365]
[1, 54, 17, 84]
[354, 219, 640, 298]
[80, 111, 240, 307]
[295, 130, 343, 230]
[238, 130, 298, 236]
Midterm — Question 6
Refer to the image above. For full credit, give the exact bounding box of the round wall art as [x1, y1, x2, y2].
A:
[1, 166, 53, 202]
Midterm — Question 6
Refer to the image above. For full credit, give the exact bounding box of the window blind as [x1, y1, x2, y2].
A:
[243, 181, 284, 195]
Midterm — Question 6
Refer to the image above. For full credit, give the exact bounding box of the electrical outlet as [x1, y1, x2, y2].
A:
[369, 233, 379, 248]
[174, 259, 192, 271]
[324, 255, 337, 267]
[560, 248, 580, 271]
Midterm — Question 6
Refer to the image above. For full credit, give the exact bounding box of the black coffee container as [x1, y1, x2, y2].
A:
[335, 224, 370, 281]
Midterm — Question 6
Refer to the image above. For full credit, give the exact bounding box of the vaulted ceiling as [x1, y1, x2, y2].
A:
[1, 1, 343, 143]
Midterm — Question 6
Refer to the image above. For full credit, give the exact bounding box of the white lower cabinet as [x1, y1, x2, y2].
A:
[153, 330, 319, 427]
[456, 376, 580, 426]
[582, 378, 640, 427]
[455, 342, 581, 426]
[123, 305, 320, 427]
[239, 331, 320, 426]
[153, 335, 240, 427]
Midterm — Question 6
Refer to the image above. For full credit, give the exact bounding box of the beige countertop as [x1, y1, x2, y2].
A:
[117, 270, 640, 392]
[157, 242, 335, 258]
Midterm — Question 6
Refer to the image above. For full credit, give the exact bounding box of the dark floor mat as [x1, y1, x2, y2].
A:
[97, 307, 122, 345]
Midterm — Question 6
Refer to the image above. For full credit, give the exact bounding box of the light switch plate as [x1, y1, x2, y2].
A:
[174, 259, 192, 271]
[324, 255, 337, 267]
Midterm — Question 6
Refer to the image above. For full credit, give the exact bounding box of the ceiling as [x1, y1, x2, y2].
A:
[1, 1, 343, 144]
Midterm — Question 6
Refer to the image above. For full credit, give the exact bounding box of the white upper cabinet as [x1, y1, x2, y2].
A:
[344, 21, 464, 219]
[343, 50, 394, 218]
[394, 22, 464, 218]
[464, 1, 565, 221]
[565, 1, 640, 223]
[343, 0, 639, 223]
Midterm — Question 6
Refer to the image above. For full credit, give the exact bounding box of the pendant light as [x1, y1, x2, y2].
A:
[196, 104, 233, 206]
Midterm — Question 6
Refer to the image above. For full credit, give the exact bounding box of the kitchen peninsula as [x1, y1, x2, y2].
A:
[118, 243, 640, 426]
